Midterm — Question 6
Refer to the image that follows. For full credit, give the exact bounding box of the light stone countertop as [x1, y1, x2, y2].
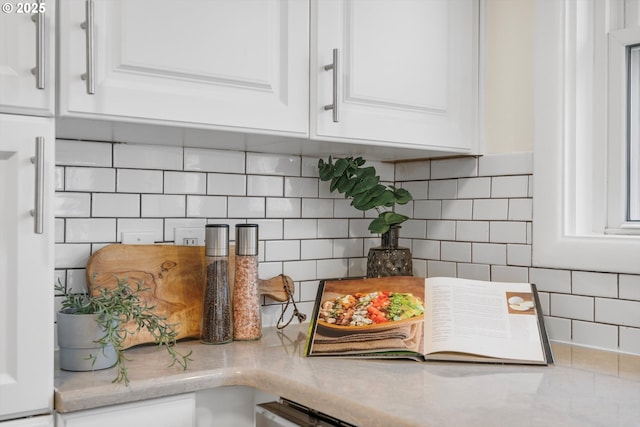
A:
[55, 323, 640, 427]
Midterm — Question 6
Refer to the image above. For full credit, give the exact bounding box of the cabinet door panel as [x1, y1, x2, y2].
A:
[313, 0, 478, 151]
[0, 115, 54, 421]
[0, 1, 55, 116]
[58, 0, 309, 135]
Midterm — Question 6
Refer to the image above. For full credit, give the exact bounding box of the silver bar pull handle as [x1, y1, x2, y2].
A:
[323, 48, 340, 123]
[30, 0, 45, 90]
[30, 137, 45, 235]
[80, 0, 95, 95]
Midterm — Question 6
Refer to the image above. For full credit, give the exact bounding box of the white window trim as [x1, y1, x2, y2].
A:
[533, 0, 640, 275]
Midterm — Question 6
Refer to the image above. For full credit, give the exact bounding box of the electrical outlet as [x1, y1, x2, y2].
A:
[174, 227, 205, 246]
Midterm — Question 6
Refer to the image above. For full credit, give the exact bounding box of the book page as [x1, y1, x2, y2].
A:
[424, 277, 545, 362]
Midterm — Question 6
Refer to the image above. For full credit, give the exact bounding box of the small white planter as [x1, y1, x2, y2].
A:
[57, 310, 117, 371]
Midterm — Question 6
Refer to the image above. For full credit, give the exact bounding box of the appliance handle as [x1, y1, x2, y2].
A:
[80, 0, 95, 95]
[323, 48, 340, 123]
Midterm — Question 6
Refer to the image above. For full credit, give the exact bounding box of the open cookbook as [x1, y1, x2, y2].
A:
[304, 276, 553, 365]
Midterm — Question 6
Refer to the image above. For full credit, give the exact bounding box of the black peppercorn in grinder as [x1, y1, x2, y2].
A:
[201, 224, 232, 344]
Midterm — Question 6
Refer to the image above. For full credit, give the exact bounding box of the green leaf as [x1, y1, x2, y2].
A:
[380, 211, 408, 226]
[351, 175, 380, 195]
[368, 216, 389, 234]
[333, 158, 349, 177]
[330, 174, 348, 193]
[393, 187, 413, 204]
[370, 190, 396, 207]
[352, 192, 376, 211]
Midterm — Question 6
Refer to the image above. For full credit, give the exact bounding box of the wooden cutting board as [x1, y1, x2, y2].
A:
[86, 244, 293, 349]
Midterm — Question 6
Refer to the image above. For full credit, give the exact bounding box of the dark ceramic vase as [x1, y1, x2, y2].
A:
[366, 226, 413, 278]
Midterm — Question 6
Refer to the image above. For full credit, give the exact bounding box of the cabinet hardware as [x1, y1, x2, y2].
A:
[30, 0, 45, 90]
[30, 137, 45, 234]
[80, 0, 95, 95]
[323, 48, 340, 123]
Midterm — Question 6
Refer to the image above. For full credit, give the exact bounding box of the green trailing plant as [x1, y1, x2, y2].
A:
[56, 276, 192, 385]
[318, 156, 413, 234]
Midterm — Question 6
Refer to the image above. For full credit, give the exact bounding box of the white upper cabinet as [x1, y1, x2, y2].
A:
[58, 0, 310, 136]
[0, 114, 54, 421]
[311, 0, 479, 152]
[0, 0, 55, 116]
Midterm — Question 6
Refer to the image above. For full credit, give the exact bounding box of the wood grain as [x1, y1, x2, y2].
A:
[86, 244, 293, 349]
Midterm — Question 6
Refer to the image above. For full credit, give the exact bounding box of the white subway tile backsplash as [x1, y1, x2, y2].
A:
[620, 327, 640, 354]
[141, 194, 185, 217]
[529, 268, 571, 293]
[55, 243, 92, 269]
[207, 173, 246, 196]
[490, 265, 528, 283]
[442, 200, 473, 220]
[413, 200, 441, 220]
[430, 157, 478, 180]
[544, 316, 572, 342]
[572, 271, 618, 298]
[457, 263, 490, 281]
[425, 219, 456, 241]
[65, 167, 115, 192]
[489, 221, 527, 244]
[113, 123, 182, 146]
[66, 218, 116, 243]
[412, 239, 440, 260]
[441, 241, 471, 262]
[117, 219, 164, 242]
[620, 275, 640, 301]
[427, 260, 457, 277]
[506, 244, 531, 267]
[399, 180, 429, 200]
[251, 219, 283, 240]
[265, 240, 300, 261]
[247, 175, 283, 197]
[572, 320, 618, 350]
[317, 258, 349, 281]
[117, 169, 163, 193]
[595, 298, 640, 328]
[457, 221, 489, 242]
[52, 144, 640, 355]
[55, 219, 64, 243]
[265, 198, 300, 218]
[429, 179, 457, 200]
[229, 196, 266, 218]
[56, 140, 112, 167]
[457, 177, 491, 199]
[247, 152, 300, 176]
[348, 219, 373, 238]
[473, 199, 508, 220]
[302, 199, 333, 218]
[55, 193, 91, 217]
[491, 175, 529, 198]
[93, 193, 140, 217]
[285, 177, 318, 198]
[114, 144, 183, 170]
[333, 238, 364, 258]
[551, 294, 594, 321]
[395, 159, 430, 181]
[472, 242, 506, 265]
[318, 219, 348, 238]
[283, 260, 317, 282]
[508, 198, 533, 221]
[184, 147, 245, 173]
[284, 219, 318, 239]
[301, 239, 333, 260]
[186, 196, 227, 218]
[165, 171, 206, 194]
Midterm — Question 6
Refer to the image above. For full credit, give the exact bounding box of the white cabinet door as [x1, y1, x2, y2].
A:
[0, 115, 54, 421]
[312, 0, 479, 152]
[0, 415, 53, 427]
[56, 394, 195, 427]
[0, 1, 55, 116]
[58, 0, 309, 136]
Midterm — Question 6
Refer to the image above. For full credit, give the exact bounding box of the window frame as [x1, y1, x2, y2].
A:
[533, 0, 640, 275]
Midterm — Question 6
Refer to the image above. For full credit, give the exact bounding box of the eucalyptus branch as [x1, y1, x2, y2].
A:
[318, 156, 413, 234]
